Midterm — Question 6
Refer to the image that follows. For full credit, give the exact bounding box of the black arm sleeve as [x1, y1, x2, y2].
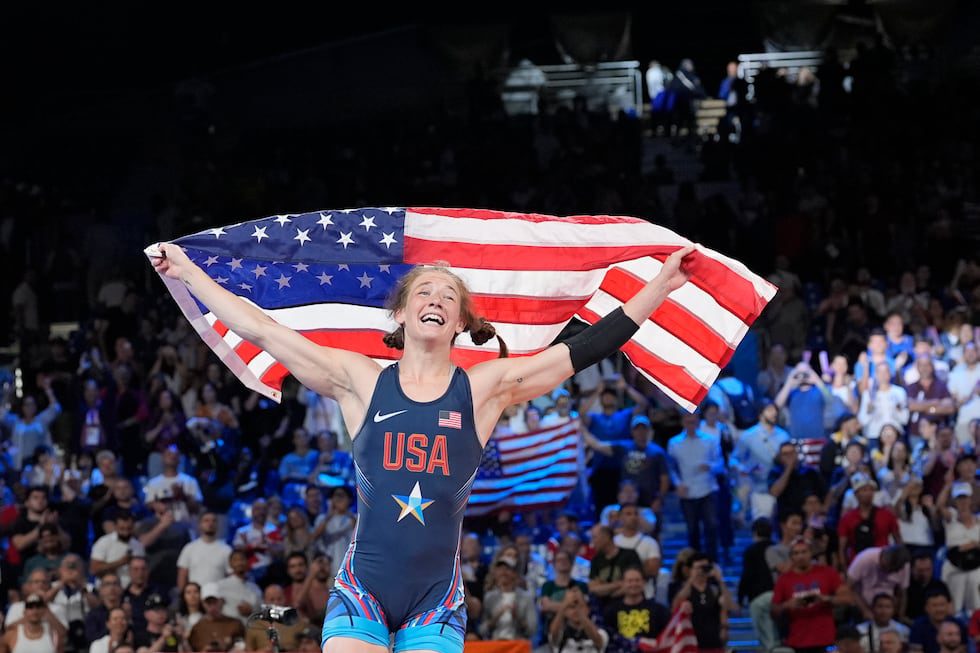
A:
[563, 307, 641, 373]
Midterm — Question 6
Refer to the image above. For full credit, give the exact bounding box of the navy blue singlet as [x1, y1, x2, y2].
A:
[333, 362, 484, 630]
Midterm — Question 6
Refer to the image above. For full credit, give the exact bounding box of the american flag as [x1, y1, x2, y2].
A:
[146, 207, 775, 410]
[466, 419, 583, 516]
[638, 604, 698, 653]
[438, 410, 462, 430]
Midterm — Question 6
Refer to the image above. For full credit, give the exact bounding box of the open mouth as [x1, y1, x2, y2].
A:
[420, 313, 445, 325]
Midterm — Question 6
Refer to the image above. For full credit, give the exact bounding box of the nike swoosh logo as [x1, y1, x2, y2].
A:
[373, 410, 408, 423]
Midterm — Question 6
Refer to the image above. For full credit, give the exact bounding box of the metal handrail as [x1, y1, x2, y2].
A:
[498, 60, 643, 115]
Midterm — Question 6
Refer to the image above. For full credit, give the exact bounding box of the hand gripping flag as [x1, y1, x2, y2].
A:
[146, 207, 775, 411]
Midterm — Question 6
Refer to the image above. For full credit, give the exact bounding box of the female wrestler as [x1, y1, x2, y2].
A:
[151, 242, 693, 653]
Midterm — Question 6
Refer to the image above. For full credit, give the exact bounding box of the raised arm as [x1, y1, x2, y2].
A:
[469, 246, 695, 445]
[151, 243, 380, 421]
[581, 428, 615, 457]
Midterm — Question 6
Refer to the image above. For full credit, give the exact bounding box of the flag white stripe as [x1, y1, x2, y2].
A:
[448, 267, 608, 302]
[407, 210, 691, 249]
[162, 275, 281, 401]
[586, 289, 719, 384]
[499, 446, 577, 475]
[497, 422, 580, 451]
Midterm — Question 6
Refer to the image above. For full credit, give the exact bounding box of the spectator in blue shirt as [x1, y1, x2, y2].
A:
[775, 362, 828, 444]
[885, 312, 915, 363]
[733, 400, 791, 523]
[582, 376, 649, 512]
[667, 408, 724, 561]
[909, 588, 966, 653]
[278, 429, 319, 487]
[582, 415, 669, 537]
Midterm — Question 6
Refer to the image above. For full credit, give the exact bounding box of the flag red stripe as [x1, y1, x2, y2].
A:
[410, 207, 645, 225]
[213, 320, 229, 337]
[470, 476, 580, 499]
[470, 293, 586, 325]
[404, 237, 764, 323]
[600, 267, 735, 366]
[471, 471, 581, 490]
[578, 308, 709, 406]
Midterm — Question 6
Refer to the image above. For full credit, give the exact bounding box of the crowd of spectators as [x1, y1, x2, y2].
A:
[1, 31, 980, 653]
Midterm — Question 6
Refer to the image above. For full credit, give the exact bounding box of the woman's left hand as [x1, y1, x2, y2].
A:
[657, 245, 696, 293]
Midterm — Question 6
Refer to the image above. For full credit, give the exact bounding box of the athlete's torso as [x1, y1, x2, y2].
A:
[343, 363, 485, 626]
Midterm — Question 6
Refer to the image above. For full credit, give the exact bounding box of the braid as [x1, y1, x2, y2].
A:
[382, 325, 405, 350]
[469, 317, 509, 358]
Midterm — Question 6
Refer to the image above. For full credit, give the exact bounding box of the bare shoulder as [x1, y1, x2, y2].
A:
[327, 348, 385, 396]
[467, 357, 520, 408]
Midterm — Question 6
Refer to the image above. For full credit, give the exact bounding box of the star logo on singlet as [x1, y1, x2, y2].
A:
[392, 481, 435, 525]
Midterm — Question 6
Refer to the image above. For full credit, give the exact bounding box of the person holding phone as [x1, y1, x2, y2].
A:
[772, 537, 853, 653]
[670, 552, 734, 653]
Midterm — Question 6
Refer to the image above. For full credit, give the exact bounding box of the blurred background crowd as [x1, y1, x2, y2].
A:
[2, 3, 980, 653]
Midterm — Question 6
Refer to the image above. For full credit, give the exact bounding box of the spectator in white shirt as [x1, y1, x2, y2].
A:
[216, 550, 262, 625]
[90, 510, 146, 588]
[901, 337, 950, 386]
[232, 498, 281, 581]
[177, 512, 232, 591]
[613, 503, 662, 598]
[949, 343, 979, 409]
[49, 554, 92, 627]
[143, 445, 203, 526]
[858, 364, 910, 444]
[88, 606, 132, 653]
[312, 486, 355, 576]
[857, 592, 910, 652]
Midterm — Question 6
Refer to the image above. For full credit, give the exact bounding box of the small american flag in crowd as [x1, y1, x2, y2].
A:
[466, 419, 582, 516]
[638, 604, 698, 653]
[146, 207, 774, 411]
[438, 410, 462, 430]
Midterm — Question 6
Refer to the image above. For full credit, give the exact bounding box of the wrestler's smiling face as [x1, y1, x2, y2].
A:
[397, 271, 465, 346]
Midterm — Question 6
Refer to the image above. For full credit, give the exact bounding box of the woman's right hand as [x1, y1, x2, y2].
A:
[150, 243, 196, 281]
